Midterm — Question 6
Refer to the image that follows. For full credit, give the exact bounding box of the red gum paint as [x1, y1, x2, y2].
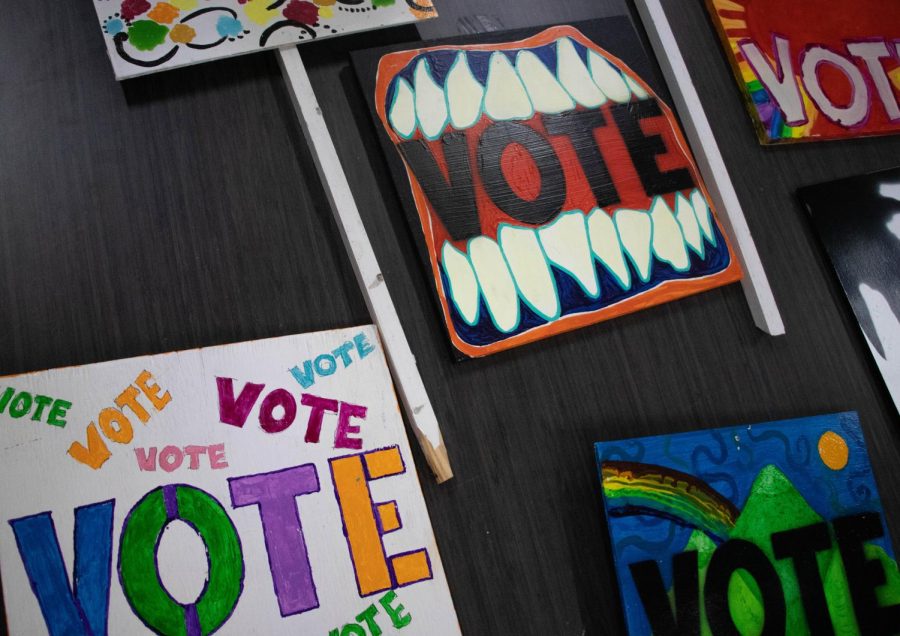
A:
[282, 0, 318, 25]
[120, 0, 151, 21]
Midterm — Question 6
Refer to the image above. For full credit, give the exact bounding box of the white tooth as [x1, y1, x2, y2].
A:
[445, 53, 484, 130]
[483, 52, 533, 121]
[557, 38, 607, 108]
[625, 74, 650, 100]
[515, 50, 575, 114]
[388, 78, 416, 139]
[441, 242, 481, 326]
[498, 225, 559, 320]
[538, 211, 600, 298]
[587, 208, 631, 290]
[675, 192, 704, 258]
[468, 236, 520, 333]
[414, 58, 448, 140]
[614, 209, 653, 282]
[690, 189, 717, 245]
[649, 198, 690, 271]
[587, 51, 631, 104]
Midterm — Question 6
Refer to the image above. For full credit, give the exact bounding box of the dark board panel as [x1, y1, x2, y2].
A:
[0, 0, 898, 634]
[350, 17, 716, 360]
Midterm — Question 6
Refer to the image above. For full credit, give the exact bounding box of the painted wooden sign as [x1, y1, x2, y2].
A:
[801, 167, 900, 416]
[0, 327, 460, 635]
[92, 0, 435, 80]
[706, 0, 900, 143]
[595, 412, 900, 635]
[356, 21, 742, 359]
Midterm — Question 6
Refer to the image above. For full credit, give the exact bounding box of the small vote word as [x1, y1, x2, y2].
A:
[0, 387, 71, 428]
[289, 331, 375, 389]
[217, 378, 367, 449]
[68, 370, 172, 470]
[329, 590, 412, 636]
[135, 443, 228, 472]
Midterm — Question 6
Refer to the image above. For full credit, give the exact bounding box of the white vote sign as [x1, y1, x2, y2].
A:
[0, 327, 459, 635]
[93, 0, 436, 80]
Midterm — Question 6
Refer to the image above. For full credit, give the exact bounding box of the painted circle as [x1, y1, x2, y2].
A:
[818, 431, 849, 471]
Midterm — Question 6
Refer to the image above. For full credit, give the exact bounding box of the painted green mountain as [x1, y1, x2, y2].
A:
[671, 465, 900, 635]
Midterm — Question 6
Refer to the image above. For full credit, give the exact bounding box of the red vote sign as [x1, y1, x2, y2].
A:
[707, 0, 900, 143]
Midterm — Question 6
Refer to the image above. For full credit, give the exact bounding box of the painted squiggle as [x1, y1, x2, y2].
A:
[94, 0, 432, 79]
[745, 427, 811, 469]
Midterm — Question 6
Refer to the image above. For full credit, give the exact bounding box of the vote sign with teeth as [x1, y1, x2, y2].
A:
[363, 23, 743, 358]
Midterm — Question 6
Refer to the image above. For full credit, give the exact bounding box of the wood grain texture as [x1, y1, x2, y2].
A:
[1, 0, 900, 634]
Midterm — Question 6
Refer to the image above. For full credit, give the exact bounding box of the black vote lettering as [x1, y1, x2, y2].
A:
[833, 512, 900, 635]
[399, 133, 480, 241]
[477, 121, 566, 225]
[705, 539, 786, 636]
[610, 101, 695, 197]
[543, 110, 620, 208]
[771, 523, 834, 636]
[629, 551, 701, 636]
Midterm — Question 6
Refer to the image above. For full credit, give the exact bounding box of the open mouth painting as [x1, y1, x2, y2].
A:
[373, 25, 743, 358]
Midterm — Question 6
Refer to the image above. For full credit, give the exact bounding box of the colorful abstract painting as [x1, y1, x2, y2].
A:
[801, 167, 900, 416]
[595, 412, 900, 635]
[357, 21, 742, 359]
[706, 0, 900, 143]
[93, 0, 436, 80]
[0, 327, 459, 634]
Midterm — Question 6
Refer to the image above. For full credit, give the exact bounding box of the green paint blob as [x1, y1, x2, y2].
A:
[372, 0, 396, 6]
[127, 20, 170, 51]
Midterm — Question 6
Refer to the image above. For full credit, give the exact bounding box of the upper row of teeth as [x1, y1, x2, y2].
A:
[441, 190, 717, 333]
[388, 37, 650, 140]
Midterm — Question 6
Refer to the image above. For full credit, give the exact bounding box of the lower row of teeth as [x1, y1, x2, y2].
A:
[441, 189, 718, 333]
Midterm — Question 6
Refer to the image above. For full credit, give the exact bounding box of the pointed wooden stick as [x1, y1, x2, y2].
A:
[635, 0, 785, 336]
[277, 45, 453, 482]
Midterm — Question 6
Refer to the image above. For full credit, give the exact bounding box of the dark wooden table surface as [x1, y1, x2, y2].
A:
[2, 0, 900, 634]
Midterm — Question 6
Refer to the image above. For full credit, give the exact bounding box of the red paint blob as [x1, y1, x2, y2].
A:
[120, 0, 151, 21]
[283, 0, 319, 26]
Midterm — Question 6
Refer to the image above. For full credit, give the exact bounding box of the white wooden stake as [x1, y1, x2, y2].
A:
[635, 0, 785, 336]
[277, 46, 453, 482]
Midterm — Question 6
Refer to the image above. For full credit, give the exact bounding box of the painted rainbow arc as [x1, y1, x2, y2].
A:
[600, 460, 739, 542]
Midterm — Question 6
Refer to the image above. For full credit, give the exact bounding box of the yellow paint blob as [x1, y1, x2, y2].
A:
[243, 0, 279, 25]
[318, 5, 334, 18]
[167, 0, 197, 9]
[408, 0, 434, 19]
[169, 23, 196, 44]
[314, 0, 336, 5]
[891, 67, 900, 92]
[818, 431, 849, 471]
